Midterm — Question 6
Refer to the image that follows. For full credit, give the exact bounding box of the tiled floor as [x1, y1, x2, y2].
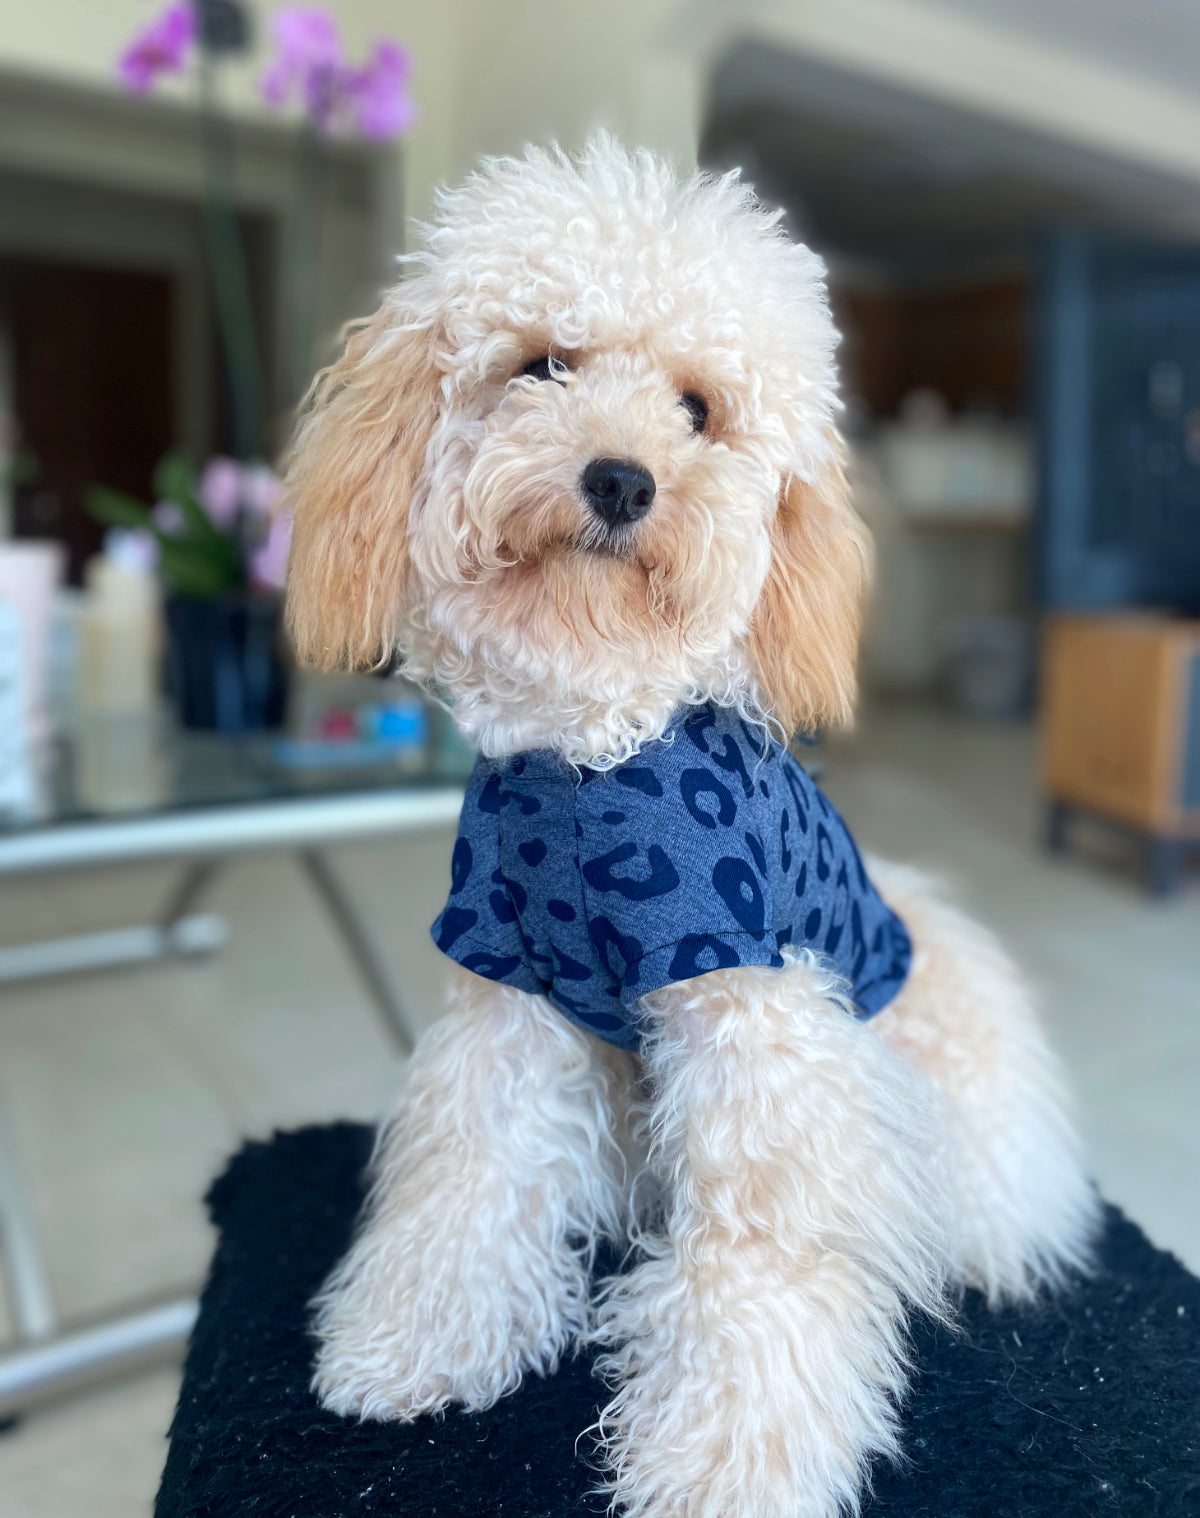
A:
[0, 703, 1196, 1517]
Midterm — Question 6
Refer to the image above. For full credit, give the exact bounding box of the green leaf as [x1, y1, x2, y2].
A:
[153, 453, 229, 547]
[152, 453, 196, 508]
[86, 455, 247, 595]
[156, 536, 238, 597]
[84, 486, 154, 530]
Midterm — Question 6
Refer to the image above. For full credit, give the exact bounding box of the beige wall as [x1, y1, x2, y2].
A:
[0, 1, 459, 221]
[0, 0, 701, 235]
[449, 0, 699, 172]
[9, 0, 1200, 231]
[444, 0, 1200, 204]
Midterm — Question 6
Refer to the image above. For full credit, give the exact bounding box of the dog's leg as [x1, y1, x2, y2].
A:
[592, 954, 950, 1518]
[870, 859, 1100, 1304]
[311, 968, 632, 1420]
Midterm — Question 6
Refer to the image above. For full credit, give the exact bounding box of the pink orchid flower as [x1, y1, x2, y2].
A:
[350, 41, 417, 141]
[260, 6, 415, 140]
[250, 509, 293, 591]
[260, 6, 346, 132]
[240, 463, 283, 518]
[117, 2, 197, 94]
[197, 456, 243, 530]
[153, 499, 186, 534]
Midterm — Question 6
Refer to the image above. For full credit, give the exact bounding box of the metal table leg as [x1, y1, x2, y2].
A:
[159, 859, 223, 928]
[0, 1098, 56, 1344]
[0, 834, 429, 1414]
[0, 860, 229, 987]
[0, 1299, 198, 1419]
[299, 848, 416, 1054]
[1147, 835, 1187, 897]
[1044, 799, 1070, 855]
[0, 1093, 197, 1417]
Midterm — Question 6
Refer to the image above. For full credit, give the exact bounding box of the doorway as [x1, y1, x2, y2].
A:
[4, 258, 174, 583]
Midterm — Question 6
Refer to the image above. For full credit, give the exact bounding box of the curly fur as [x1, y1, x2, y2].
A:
[286, 135, 865, 766]
[588, 951, 953, 1518]
[290, 136, 1098, 1518]
[311, 970, 637, 1419]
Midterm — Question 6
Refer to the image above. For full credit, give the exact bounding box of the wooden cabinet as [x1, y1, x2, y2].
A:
[1040, 615, 1200, 892]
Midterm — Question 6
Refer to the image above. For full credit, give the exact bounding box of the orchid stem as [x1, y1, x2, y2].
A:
[288, 123, 326, 406]
[198, 49, 263, 460]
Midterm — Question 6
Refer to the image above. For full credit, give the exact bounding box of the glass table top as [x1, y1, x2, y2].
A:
[1, 705, 474, 841]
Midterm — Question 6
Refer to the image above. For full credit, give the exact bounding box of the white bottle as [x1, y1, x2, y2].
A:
[79, 532, 161, 715]
[76, 532, 165, 812]
[0, 598, 36, 820]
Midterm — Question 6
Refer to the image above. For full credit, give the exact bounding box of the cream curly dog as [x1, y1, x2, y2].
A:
[284, 136, 1098, 1518]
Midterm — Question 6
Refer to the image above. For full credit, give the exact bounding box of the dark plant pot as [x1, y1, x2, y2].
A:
[165, 592, 290, 733]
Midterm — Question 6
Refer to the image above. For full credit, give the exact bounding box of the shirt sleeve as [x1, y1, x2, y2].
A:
[430, 762, 550, 1000]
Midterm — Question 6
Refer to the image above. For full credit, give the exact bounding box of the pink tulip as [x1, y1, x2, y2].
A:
[117, 2, 197, 94]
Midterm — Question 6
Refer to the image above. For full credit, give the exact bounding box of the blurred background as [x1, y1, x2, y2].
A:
[0, 2, 1197, 1513]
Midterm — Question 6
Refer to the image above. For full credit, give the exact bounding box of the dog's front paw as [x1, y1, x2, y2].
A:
[310, 1212, 591, 1422]
[309, 1305, 470, 1420]
[312, 1324, 456, 1423]
[310, 1257, 532, 1421]
[592, 1252, 906, 1518]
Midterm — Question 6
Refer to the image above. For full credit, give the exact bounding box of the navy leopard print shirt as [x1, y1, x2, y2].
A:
[431, 702, 912, 1051]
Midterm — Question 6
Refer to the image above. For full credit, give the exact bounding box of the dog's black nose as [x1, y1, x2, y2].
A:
[580, 457, 656, 529]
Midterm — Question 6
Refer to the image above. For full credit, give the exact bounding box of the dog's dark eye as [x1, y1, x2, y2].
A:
[680, 391, 708, 434]
[521, 355, 562, 383]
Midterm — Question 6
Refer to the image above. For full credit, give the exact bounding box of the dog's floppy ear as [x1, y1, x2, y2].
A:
[285, 290, 443, 671]
[747, 447, 870, 736]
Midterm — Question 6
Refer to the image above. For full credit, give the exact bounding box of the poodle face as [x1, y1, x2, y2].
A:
[285, 138, 869, 764]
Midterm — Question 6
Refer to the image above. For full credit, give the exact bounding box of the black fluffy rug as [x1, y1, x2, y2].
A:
[156, 1124, 1200, 1517]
